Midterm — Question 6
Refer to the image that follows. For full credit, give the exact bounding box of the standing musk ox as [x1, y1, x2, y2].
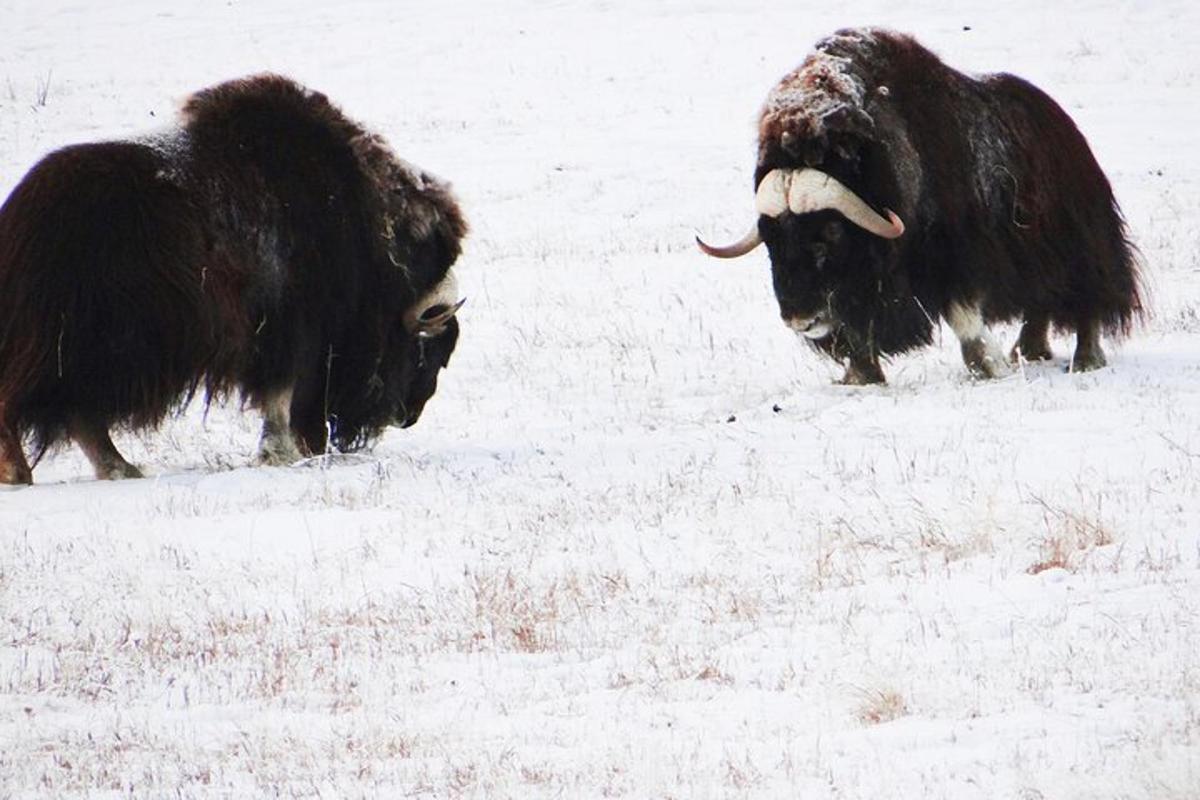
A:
[0, 74, 467, 485]
[698, 29, 1142, 384]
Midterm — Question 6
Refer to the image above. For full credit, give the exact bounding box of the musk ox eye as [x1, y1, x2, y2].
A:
[823, 221, 844, 243]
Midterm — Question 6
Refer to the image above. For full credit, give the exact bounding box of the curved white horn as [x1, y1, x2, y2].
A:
[695, 226, 762, 259]
[754, 169, 790, 217]
[414, 297, 466, 338]
[787, 168, 905, 238]
[696, 168, 792, 259]
[404, 269, 461, 333]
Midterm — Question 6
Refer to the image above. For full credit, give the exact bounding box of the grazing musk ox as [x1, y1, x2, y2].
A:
[698, 29, 1141, 384]
[0, 74, 466, 485]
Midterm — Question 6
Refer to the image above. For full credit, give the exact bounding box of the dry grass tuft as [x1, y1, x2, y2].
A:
[856, 687, 909, 726]
[1027, 499, 1116, 575]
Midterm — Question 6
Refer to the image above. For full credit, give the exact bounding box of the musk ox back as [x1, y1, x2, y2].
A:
[699, 28, 1141, 384]
[0, 74, 466, 485]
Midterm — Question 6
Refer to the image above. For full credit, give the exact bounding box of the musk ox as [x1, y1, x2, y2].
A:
[698, 29, 1141, 384]
[0, 74, 467, 485]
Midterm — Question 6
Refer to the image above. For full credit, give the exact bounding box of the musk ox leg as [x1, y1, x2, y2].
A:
[947, 302, 1012, 379]
[257, 387, 305, 466]
[68, 415, 143, 481]
[816, 334, 886, 385]
[1070, 319, 1108, 372]
[291, 414, 329, 459]
[0, 414, 33, 486]
[1011, 314, 1054, 362]
[839, 354, 887, 386]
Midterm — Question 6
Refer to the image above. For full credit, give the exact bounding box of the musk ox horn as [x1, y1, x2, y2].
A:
[694, 169, 790, 258]
[414, 297, 466, 338]
[696, 167, 902, 259]
[787, 168, 905, 239]
[695, 226, 762, 259]
[754, 169, 791, 217]
[404, 269, 463, 335]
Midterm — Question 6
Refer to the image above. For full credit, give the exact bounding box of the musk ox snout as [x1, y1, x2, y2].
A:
[785, 313, 833, 340]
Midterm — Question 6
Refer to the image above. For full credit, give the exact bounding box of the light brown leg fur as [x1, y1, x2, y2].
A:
[257, 386, 304, 466]
[69, 415, 143, 481]
[1071, 318, 1108, 372]
[0, 410, 33, 485]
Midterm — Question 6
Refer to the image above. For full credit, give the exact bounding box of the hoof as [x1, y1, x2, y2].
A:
[257, 444, 303, 467]
[257, 451, 302, 467]
[969, 353, 1014, 380]
[98, 462, 144, 481]
[257, 427, 305, 467]
[838, 362, 886, 385]
[1010, 344, 1053, 363]
[962, 338, 1013, 379]
[1068, 349, 1107, 372]
[0, 463, 34, 486]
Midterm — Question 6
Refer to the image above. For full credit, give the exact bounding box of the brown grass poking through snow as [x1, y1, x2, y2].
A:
[856, 688, 910, 726]
[1027, 498, 1117, 575]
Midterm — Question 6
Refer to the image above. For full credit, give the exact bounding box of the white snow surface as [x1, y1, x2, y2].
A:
[2, 2, 1200, 797]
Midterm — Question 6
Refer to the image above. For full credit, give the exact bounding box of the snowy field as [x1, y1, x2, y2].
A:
[2, 1, 1199, 797]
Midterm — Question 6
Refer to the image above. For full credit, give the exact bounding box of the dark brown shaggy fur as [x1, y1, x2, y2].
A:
[0, 74, 467, 484]
[751, 29, 1141, 383]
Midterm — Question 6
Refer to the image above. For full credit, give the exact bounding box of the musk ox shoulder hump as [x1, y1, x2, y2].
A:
[758, 28, 962, 149]
[179, 73, 467, 295]
[180, 73, 346, 134]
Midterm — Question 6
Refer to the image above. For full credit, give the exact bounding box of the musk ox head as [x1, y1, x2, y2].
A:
[698, 30, 925, 352]
[755, 162, 904, 340]
[326, 143, 470, 448]
[387, 165, 468, 431]
[395, 270, 465, 428]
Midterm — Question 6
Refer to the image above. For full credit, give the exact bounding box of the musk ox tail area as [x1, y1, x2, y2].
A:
[983, 73, 1144, 337]
[0, 142, 213, 463]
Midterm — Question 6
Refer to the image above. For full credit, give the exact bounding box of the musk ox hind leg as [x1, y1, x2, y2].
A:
[68, 414, 143, 481]
[256, 386, 305, 466]
[0, 413, 33, 486]
[1070, 318, 1108, 372]
[1011, 313, 1054, 363]
[946, 302, 1013, 380]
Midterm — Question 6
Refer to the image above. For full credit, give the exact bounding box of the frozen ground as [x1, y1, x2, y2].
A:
[2, 1, 1199, 797]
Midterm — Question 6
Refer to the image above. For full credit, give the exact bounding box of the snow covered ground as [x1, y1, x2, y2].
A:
[2, 1, 1199, 797]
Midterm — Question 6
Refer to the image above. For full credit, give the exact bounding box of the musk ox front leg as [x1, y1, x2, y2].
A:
[0, 411, 33, 486]
[1011, 313, 1054, 363]
[68, 414, 144, 481]
[839, 353, 887, 386]
[256, 386, 305, 466]
[1071, 318, 1108, 372]
[947, 302, 1013, 379]
[815, 333, 887, 385]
